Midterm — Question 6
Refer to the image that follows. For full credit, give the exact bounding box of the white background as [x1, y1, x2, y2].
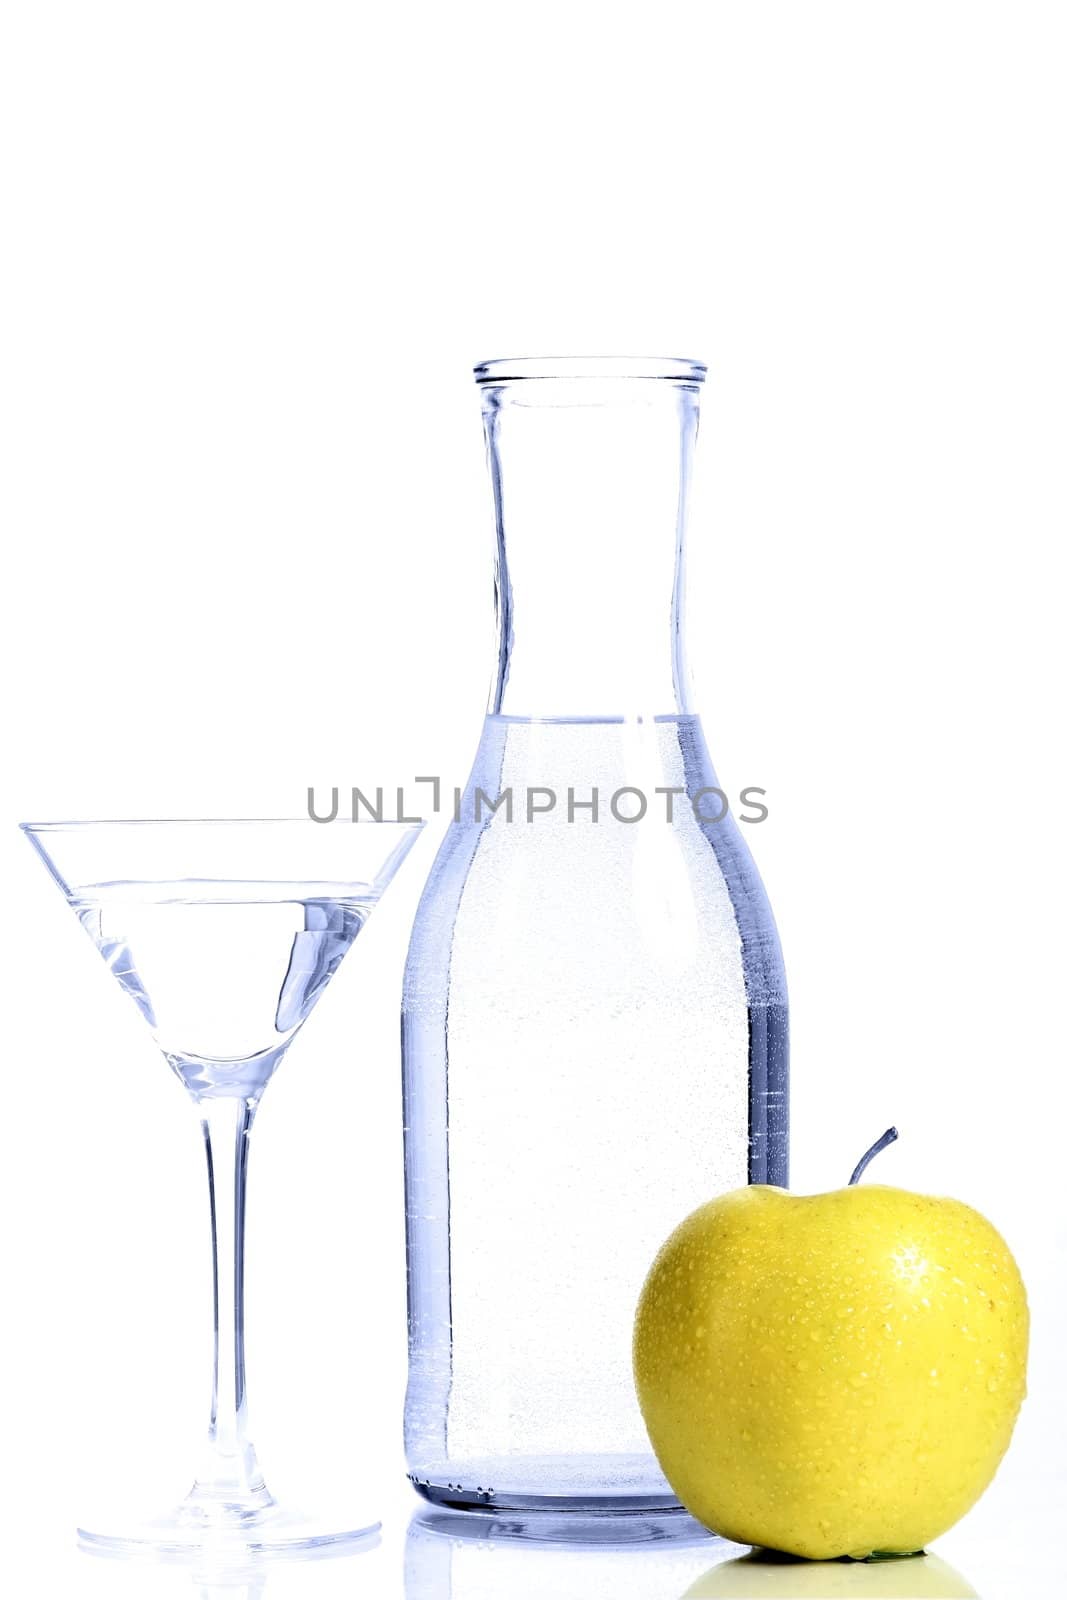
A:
[1, 3, 1064, 1596]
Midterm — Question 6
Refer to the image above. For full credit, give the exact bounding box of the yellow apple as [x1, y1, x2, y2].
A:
[633, 1133, 1029, 1560]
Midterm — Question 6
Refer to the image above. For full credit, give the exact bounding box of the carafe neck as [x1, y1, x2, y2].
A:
[478, 359, 703, 721]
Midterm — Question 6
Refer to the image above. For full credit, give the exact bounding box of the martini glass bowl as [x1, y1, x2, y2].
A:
[20, 817, 423, 1558]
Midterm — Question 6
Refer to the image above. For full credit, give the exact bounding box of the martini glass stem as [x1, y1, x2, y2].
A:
[186, 1094, 272, 1516]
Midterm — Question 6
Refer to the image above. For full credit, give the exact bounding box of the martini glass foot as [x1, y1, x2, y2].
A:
[77, 1498, 381, 1560]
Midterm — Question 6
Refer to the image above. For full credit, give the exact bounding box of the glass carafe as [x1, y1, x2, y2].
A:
[402, 356, 788, 1513]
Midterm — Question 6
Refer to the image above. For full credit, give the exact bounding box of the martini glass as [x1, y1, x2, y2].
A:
[20, 817, 423, 1558]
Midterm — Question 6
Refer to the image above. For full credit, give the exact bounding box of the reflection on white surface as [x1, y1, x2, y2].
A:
[190, 1564, 266, 1600]
[682, 1548, 977, 1597]
[403, 1510, 979, 1600]
[403, 1506, 739, 1599]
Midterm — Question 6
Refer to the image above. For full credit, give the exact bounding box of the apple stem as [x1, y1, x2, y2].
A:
[849, 1126, 899, 1185]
